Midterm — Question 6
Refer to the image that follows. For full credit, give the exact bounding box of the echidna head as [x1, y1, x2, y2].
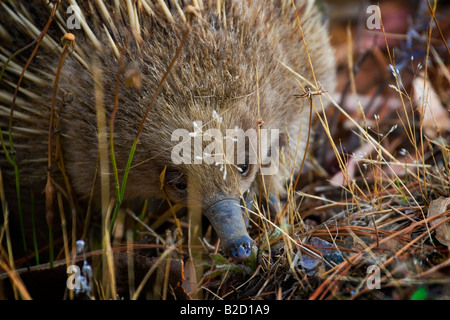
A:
[160, 115, 271, 261]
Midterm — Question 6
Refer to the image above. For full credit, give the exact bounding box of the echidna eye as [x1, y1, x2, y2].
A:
[165, 171, 187, 193]
[175, 182, 187, 191]
[239, 164, 249, 176]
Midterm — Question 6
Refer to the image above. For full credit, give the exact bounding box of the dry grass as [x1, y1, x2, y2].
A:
[0, 0, 449, 300]
[202, 0, 450, 300]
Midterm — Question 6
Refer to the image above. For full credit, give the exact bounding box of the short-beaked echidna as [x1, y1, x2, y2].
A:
[0, 0, 335, 261]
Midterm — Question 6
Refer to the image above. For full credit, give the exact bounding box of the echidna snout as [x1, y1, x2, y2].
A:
[204, 197, 253, 261]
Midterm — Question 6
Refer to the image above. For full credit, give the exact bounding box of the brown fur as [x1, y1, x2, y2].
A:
[0, 0, 335, 254]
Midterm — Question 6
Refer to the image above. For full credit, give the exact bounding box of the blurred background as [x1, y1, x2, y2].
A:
[300, 0, 450, 186]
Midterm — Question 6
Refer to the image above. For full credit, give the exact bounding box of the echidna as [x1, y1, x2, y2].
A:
[0, 0, 335, 261]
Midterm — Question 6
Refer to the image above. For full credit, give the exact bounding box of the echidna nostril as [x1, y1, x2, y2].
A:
[228, 235, 253, 261]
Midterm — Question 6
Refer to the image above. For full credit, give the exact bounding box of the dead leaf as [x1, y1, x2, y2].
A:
[413, 72, 450, 139]
[428, 197, 450, 249]
[182, 259, 199, 298]
[330, 142, 374, 186]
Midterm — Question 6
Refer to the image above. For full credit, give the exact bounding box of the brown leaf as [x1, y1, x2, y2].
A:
[330, 142, 374, 186]
[428, 197, 450, 249]
[413, 73, 450, 139]
[182, 259, 199, 298]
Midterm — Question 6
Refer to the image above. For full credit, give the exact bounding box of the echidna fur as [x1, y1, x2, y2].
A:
[0, 0, 335, 261]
